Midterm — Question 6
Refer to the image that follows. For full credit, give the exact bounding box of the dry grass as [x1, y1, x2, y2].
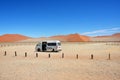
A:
[0, 42, 120, 80]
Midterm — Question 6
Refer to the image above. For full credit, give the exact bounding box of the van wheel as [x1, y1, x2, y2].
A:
[52, 49, 54, 52]
[37, 48, 41, 52]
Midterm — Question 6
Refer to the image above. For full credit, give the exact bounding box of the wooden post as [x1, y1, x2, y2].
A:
[4, 51, 6, 56]
[76, 54, 78, 59]
[108, 53, 111, 60]
[15, 51, 17, 56]
[62, 53, 64, 58]
[25, 52, 27, 57]
[48, 54, 50, 58]
[36, 53, 38, 57]
[91, 54, 93, 59]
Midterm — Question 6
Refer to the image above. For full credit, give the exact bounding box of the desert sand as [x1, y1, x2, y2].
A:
[0, 42, 120, 80]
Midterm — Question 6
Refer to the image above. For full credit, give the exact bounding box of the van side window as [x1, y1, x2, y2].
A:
[47, 43, 56, 46]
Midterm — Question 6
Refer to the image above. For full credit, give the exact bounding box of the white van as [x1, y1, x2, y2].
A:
[35, 40, 62, 52]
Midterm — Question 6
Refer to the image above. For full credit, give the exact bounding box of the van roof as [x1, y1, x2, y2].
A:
[42, 40, 60, 43]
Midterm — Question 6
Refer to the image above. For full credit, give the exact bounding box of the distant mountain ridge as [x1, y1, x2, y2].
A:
[0, 33, 120, 42]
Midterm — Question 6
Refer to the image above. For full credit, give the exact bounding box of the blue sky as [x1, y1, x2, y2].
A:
[0, 0, 120, 37]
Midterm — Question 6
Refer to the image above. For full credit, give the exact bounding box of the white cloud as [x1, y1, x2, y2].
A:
[81, 27, 120, 36]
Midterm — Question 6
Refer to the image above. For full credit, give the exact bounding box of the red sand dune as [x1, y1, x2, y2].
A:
[50, 35, 67, 41]
[91, 33, 120, 41]
[66, 33, 90, 42]
[112, 33, 120, 37]
[0, 34, 29, 42]
[94, 36, 110, 38]
[51, 33, 90, 42]
[1, 33, 119, 42]
[94, 33, 120, 38]
[14, 33, 90, 42]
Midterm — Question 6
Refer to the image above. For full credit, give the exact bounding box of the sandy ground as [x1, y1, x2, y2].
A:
[0, 42, 120, 80]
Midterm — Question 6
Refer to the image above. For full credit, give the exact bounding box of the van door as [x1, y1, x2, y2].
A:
[42, 42, 47, 51]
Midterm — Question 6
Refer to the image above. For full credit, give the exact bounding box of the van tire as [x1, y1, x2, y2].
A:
[37, 48, 41, 52]
[52, 49, 54, 52]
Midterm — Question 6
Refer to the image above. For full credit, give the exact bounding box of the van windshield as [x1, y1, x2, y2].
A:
[47, 43, 56, 46]
[36, 43, 41, 46]
[58, 43, 61, 46]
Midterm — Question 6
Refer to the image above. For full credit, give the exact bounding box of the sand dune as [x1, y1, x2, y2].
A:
[0, 34, 29, 42]
[0, 33, 120, 42]
[0, 33, 90, 42]
[17, 33, 90, 42]
[112, 33, 120, 37]
[94, 33, 120, 38]
[50, 33, 90, 42]
[91, 33, 120, 41]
